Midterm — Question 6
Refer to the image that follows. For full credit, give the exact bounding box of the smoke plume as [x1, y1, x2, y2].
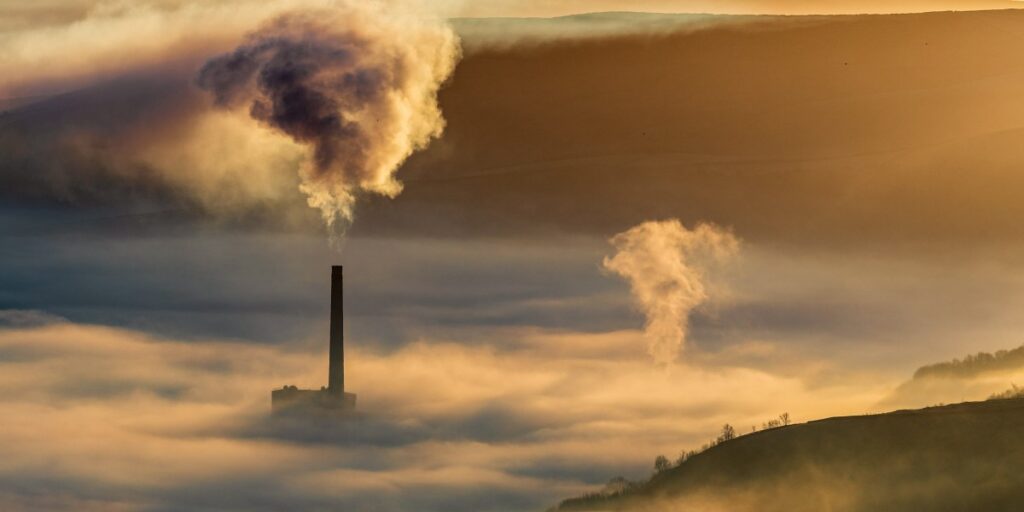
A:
[197, 4, 459, 230]
[603, 220, 739, 365]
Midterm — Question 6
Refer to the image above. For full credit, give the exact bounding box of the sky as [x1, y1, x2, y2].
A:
[4, 1, 1024, 511]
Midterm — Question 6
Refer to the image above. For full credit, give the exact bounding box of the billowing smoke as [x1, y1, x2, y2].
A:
[603, 220, 739, 365]
[197, 4, 459, 230]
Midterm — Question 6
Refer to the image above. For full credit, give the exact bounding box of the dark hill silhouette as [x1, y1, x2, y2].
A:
[557, 398, 1024, 512]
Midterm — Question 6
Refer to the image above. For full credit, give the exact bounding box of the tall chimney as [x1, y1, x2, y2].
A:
[328, 265, 344, 394]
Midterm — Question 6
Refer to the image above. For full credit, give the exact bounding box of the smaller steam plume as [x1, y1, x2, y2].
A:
[197, 4, 459, 230]
[603, 219, 739, 365]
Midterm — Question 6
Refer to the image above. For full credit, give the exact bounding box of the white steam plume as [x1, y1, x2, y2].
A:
[603, 219, 739, 365]
[197, 2, 460, 231]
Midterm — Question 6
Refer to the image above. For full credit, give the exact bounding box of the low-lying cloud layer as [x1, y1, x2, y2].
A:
[0, 316, 885, 511]
[3, 211, 1023, 510]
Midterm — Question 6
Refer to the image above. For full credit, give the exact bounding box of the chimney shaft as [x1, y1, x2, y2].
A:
[328, 265, 344, 394]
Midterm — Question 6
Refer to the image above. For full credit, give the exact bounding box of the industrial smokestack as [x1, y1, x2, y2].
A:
[271, 265, 355, 415]
[328, 265, 344, 394]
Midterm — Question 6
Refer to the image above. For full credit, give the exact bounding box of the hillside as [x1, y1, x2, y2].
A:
[358, 9, 1024, 249]
[558, 398, 1024, 512]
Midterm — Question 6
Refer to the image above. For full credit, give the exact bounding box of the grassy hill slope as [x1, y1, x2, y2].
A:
[558, 399, 1024, 512]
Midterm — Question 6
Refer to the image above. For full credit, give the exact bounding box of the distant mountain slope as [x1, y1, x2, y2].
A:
[357, 9, 1024, 248]
[557, 398, 1024, 512]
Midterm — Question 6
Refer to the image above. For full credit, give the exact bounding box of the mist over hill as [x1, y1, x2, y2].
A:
[883, 344, 1024, 408]
[557, 342, 1024, 512]
[914, 345, 1024, 380]
[557, 398, 1024, 512]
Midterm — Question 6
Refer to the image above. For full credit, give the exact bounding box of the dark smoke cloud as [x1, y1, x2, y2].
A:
[197, 8, 459, 229]
[199, 23, 376, 180]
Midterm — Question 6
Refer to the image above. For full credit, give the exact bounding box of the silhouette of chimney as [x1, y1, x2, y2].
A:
[271, 265, 355, 415]
[328, 265, 344, 394]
